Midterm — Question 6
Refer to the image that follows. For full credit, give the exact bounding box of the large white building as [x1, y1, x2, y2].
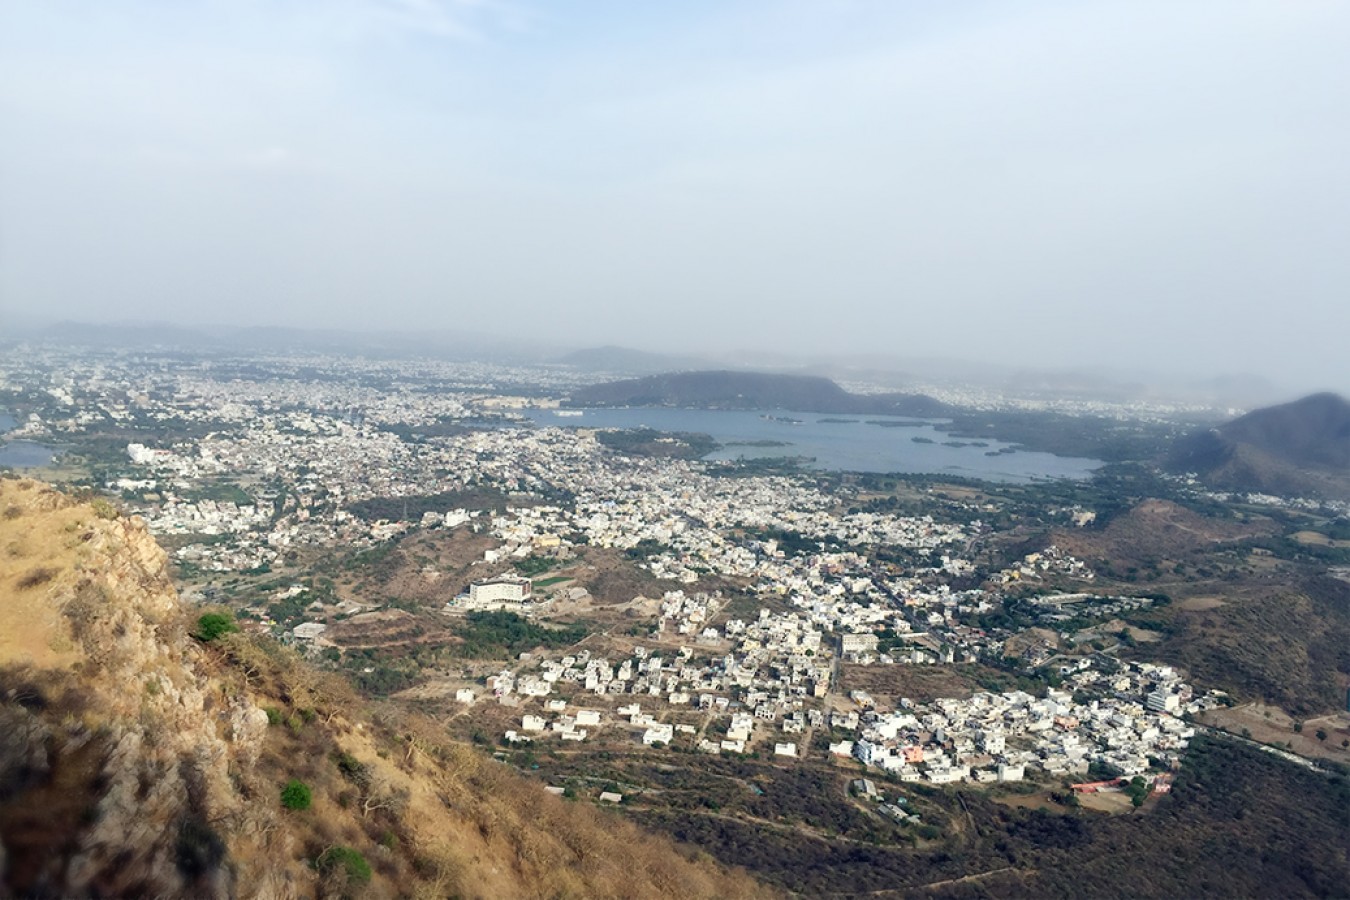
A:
[450, 575, 536, 613]
[842, 632, 880, 659]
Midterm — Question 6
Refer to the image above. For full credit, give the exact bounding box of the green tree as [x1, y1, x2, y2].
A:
[317, 846, 372, 884]
[194, 612, 239, 642]
[281, 779, 313, 811]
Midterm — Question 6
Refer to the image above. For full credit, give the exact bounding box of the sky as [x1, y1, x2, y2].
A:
[2, 1, 1348, 391]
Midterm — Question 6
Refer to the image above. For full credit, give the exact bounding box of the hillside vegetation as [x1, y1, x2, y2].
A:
[569, 370, 948, 417]
[1170, 392, 1350, 499]
[0, 478, 766, 899]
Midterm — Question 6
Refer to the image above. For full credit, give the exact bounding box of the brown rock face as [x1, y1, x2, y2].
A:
[0, 480, 268, 898]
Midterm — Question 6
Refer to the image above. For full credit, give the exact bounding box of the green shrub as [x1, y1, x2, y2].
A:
[280, 778, 312, 811]
[264, 706, 282, 725]
[317, 846, 372, 884]
[194, 613, 239, 642]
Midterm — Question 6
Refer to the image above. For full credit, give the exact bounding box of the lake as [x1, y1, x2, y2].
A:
[0, 411, 59, 468]
[522, 408, 1101, 482]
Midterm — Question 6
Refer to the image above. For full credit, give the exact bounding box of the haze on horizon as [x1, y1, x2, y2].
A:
[2, 1, 1348, 393]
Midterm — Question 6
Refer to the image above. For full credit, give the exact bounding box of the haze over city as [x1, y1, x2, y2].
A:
[3, 1, 1348, 391]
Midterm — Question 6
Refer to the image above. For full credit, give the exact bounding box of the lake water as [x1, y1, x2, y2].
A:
[0, 411, 59, 468]
[522, 408, 1101, 482]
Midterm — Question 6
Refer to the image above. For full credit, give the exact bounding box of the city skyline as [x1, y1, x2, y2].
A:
[3, 1, 1348, 389]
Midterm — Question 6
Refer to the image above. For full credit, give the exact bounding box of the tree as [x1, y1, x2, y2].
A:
[281, 779, 313, 811]
[1315, 728, 1327, 742]
[1124, 776, 1150, 808]
[195, 612, 239, 642]
[317, 846, 372, 885]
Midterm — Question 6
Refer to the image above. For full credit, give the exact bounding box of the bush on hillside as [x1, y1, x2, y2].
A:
[194, 612, 239, 642]
[281, 778, 313, 811]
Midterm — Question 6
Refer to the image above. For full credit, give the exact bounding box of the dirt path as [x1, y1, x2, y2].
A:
[815, 866, 1031, 897]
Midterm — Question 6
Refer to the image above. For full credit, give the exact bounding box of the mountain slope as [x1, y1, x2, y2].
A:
[1169, 392, 1350, 498]
[0, 479, 766, 899]
[569, 370, 948, 417]
[554, 345, 709, 374]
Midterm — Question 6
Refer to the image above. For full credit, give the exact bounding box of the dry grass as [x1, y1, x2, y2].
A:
[839, 662, 989, 705]
[1291, 530, 1350, 549]
[1198, 703, 1350, 763]
[226, 643, 771, 899]
[0, 479, 89, 668]
[1077, 791, 1137, 814]
[1177, 596, 1226, 611]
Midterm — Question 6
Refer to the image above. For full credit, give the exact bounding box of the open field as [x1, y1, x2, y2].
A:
[1292, 530, 1350, 548]
[838, 663, 995, 704]
[1077, 791, 1137, 814]
[1176, 595, 1226, 611]
[1198, 702, 1350, 762]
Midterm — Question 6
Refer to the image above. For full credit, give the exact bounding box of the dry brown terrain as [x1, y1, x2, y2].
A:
[1292, 530, 1350, 548]
[838, 663, 991, 705]
[0, 480, 93, 668]
[1053, 499, 1276, 563]
[1077, 791, 1137, 814]
[1176, 595, 1226, 611]
[324, 608, 458, 650]
[1198, 703, 1350, 763]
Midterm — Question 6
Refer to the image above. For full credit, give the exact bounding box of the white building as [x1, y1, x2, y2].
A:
[841, 632, 880, 658]
[453, 575, 535, 612]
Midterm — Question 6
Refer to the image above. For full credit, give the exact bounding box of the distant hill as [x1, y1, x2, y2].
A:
[27, 320, 567, 363]
[1169, 392, 1350, 499]
[554, 345, 708, 374]
[568, 370, 948, 417]
[40, 320, 222, 348]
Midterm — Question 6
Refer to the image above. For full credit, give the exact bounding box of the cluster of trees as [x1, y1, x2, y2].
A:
[452, 611, 588, 659]
[595, 428, 719, 460]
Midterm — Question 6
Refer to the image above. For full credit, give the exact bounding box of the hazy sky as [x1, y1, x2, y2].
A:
[2, 1, 1348, 389]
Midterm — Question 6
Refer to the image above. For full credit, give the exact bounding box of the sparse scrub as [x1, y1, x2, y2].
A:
[90, 498, 119, 520]
[15, 566, 56, 589]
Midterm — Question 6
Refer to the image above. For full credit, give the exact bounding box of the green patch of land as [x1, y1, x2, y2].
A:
[595, 428, 719, 460]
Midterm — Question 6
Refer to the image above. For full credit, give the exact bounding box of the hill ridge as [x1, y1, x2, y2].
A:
[569, 369, 949, 417]
[1169, 392, 1350, 499]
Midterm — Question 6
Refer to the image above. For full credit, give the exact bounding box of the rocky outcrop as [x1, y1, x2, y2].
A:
[0, 479, 270, 897]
